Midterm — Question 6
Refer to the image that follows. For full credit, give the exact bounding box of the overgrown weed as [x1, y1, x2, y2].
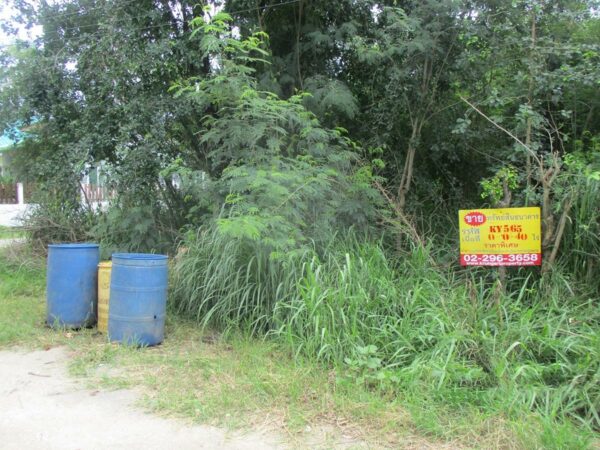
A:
[170, 226, 600, 447]
[2, 235, 597, 448]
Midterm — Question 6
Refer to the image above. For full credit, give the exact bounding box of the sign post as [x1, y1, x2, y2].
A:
[459, 207, 542, 267]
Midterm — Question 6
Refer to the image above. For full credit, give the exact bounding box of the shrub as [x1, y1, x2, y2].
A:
[22, 189, 96, 251]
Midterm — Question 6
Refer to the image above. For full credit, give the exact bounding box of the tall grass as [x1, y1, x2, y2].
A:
[560, 177, 600, 293]
[169, 226, 600, 433]
[169, 226, 307, 333]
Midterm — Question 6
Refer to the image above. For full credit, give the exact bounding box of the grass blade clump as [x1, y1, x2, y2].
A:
[169, 225, 305, 334]
[559, 176, 600, 294]
[170, 225, 600, 433]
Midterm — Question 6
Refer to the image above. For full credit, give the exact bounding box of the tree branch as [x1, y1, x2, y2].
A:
[458, 95, 542, 167]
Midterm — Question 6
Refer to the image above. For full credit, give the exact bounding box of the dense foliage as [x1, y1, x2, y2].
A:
[1, 0, 599, 444]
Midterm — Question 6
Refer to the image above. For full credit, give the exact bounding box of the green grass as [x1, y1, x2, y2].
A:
[68, 323, 421, 446]
[0, 225, 24, 240]
[0, 244, 47, 346]
[560, 176, 600, 293]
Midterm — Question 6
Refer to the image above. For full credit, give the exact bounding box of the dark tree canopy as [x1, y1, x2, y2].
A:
[0, 0, 598, 259]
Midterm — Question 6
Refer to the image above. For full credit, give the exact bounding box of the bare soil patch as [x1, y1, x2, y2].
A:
[0, 347, 284, 450]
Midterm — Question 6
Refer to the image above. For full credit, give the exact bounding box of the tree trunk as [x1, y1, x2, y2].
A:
[294, 0, 304, 90]
[397, 122, 422, 213]
[525, 9, 537, 197]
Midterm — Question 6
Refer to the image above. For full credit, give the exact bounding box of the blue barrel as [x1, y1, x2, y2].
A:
[108, 253, 168, 346]
[46, 243, 100, 328]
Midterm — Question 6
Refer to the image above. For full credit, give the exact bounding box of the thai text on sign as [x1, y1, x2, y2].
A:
[459, 207, 542, 266]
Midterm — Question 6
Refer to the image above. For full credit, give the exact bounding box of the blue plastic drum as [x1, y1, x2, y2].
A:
[46, 243, 100, 328]
[108, 253, 168, 346]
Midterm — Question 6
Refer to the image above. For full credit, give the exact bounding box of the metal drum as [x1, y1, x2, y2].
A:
[46, 243, 100, 328]
[108, 253, 168, 346]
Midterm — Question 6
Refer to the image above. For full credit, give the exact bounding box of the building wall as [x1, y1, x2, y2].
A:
[0, 203, 29, 227]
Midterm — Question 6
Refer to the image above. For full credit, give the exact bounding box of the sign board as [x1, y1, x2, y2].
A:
[459, 207, 541, 266]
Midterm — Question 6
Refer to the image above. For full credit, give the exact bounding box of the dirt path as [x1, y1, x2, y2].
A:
[0, 348, 284, 450]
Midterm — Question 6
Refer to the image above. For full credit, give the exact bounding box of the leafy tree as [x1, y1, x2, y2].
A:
[0, 0, 211, 248]
[455, 0, 600, 271]
[350, 2, 463, 215]
[1, 0, 599, 279]
[171, 11, 380, 250]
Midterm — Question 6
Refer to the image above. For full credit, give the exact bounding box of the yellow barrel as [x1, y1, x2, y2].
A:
[97, 261, 112, 333]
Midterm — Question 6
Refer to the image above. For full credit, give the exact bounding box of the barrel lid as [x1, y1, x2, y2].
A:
[111, 253, 168, 267]
[48, 243, 100, 248]
[112, 253, 168, 260]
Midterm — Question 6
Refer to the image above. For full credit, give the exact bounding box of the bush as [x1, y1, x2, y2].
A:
[22, 189, 97, 251]
[92, 203, 178, 258]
